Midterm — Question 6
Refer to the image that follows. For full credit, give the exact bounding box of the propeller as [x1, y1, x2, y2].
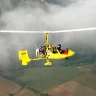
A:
[35, 44, 39, 57]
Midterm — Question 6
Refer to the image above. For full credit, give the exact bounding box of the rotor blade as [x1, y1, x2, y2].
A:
[0, 27, 96, 33]
[49, 27, 96, 33]
[0, 30, 44, 33]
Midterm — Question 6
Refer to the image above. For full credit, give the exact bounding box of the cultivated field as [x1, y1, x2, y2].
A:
[0, 66, 95, 96]
[73, 73, 96, 90]
[14, 88, 38, 96]
[0, 76, 21, 96]
[45, 65, 96, 96]
[44, 87, 74, 96]
[46, 81, 96, 96]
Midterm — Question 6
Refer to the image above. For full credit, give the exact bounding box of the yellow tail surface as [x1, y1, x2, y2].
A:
[18, 50, 31, 65]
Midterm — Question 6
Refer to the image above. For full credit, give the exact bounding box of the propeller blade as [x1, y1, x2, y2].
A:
[49, 27, 96, 33]
[36, 48, 39, 57]
[35, 44, 39, 57]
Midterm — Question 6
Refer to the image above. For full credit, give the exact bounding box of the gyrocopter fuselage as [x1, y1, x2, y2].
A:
[18, 32, 75, 66]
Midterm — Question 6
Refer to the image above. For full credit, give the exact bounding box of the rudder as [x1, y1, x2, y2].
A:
[18, 50, 31, 66]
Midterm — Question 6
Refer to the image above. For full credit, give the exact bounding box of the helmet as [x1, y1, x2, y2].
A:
[58, 44, 61, 47]
[51, 44, 54, 48]
[40, 46, 42, 48]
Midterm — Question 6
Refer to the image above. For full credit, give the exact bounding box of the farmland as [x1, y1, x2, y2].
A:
[0, 65, 96, 96]
[17, 66, 85, 92]
[14, 88, 38, 96]
[0, 76, 21, 96]
[46, 81, 96, 96]
[0, 76, 39, 96]
[73, 71, 96, 90]
[45, 65, 96, 96]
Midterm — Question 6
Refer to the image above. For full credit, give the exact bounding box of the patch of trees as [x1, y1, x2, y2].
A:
[27, 87, 50, 96]
[40, 93, 49, 96]
[27, 87, 41, 94]
[8, 93, 13, 96]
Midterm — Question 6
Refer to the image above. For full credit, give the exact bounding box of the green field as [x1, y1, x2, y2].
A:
[17, 66, 85, 92]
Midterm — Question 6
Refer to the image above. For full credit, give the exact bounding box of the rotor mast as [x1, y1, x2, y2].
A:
[44, 32, 48, 47]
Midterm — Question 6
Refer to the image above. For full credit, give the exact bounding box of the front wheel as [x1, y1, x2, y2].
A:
[65, 57, 69, 60]
[44, 61, 52, 66]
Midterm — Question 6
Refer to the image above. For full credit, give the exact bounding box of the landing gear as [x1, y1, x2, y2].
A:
[44, 57, 52, 66]
[65, 57, 69, 60]
[44, 60, 52, 66]
[44, 61, 52, 66]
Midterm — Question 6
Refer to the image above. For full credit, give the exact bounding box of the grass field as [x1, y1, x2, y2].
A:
[17, 66, 85, 92]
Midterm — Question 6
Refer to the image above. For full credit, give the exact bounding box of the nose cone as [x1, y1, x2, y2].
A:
[72, 51, 75, 55]
[68, 50, 75, 56]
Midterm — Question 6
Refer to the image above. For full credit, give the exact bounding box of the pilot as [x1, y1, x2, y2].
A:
[39, 45, 46, 55]
[39, 46, 44, 54]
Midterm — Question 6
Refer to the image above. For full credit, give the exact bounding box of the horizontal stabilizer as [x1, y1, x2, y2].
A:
[22, 60, 28, 66]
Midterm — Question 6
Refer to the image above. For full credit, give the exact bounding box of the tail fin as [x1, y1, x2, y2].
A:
[18, 50, 31, 65]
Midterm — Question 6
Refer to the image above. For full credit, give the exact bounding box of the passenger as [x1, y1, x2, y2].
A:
[57, 44, 61, 52]
[65, 48, 68, 54]
[48, 44, 52, 51]
[61, 48, 68, 54]
[51, 44, 54, 52]
[53, 47, 58, 53]
[51, 44, 54, 48]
